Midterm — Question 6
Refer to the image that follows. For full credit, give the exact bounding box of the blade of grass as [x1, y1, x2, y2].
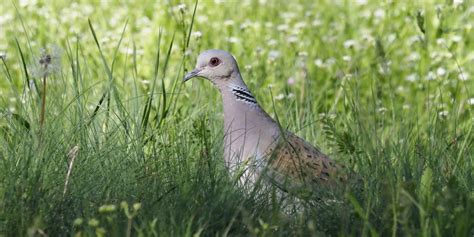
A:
[170, 0, 197, 118]
[156, 31, 176, 128]
[14, 38, 32, 95]
[88, 19, 114, 83]
[141, 28, 163, 137]
[88, 19, 129, 132]
[186, 0, 199, 48]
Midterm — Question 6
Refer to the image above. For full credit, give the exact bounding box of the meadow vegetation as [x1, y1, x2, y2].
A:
[0, 0, 473, 236]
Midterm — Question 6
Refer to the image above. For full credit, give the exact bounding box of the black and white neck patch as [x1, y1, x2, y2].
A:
[231, 86, 257, 104]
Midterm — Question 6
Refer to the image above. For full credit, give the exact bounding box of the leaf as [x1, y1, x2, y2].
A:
[416, 10, 425, 34]
[420, 167, 433, 204]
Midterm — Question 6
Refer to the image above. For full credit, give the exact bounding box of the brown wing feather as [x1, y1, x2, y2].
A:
[266, 132, 346, 188]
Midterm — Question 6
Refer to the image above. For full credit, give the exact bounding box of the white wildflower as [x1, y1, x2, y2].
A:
[374, 9, 385, 19]
[192, 31, 202, 38]
[361, 29, 374, 43]
[267, 39, 277, 46]
[184, 49, 192, 56]
[405, 74, 418, 82]
[287, 35, 298, 43]
[342, 55, 351, 61]
[240, 21, 252, 30]
[438, 110, 449, 117]
[387, 34, 396, 43]
[175, 3, 186, 12]
[196, 15, 208, 23]
[465, 23, 472, 31]
[0, 13, 14, 26]
[396, 86, 406, 93]
[453, 0, 463, 7]
[467, 98, 474, 105]
[343, 74, 353, 81]
[277, 24, 289, 32]
[451, 35, 462, 43]
[265, 22, 274, 28]
[325, 58, 336, 66]
[436, 38, 446, 45]
[298, 51, 308, 57]
[19, 0, 37, 7]
[343, 39, 358, 49]
[82, 4, 94, 15]
[361, 10, 371, 19]
[426, 71, 436, 81]
[226, 37, 240, 44]
[407, 35, 421, 45]
[224, 20, 234, 26]
[281, 12, 296, 20]
[430, 51, 440, 60]
[314, 59, 324, 67]
[458, 72, 469, 81]
[268, 50, 281, 61]
[295, 21, 307, 29]
[407, 52, 420, 62]
[436, 67, 447, 77]
[120, 47, 134, 55]
[377, 107, 387, 114]
[275, 93, 285, 100]
[312, 19, 322, 27]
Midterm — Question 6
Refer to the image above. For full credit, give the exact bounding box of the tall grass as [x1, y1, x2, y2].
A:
[0, 0, 473, 236]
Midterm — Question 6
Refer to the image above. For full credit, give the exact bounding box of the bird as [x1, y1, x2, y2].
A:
[183, 49, 346, 194]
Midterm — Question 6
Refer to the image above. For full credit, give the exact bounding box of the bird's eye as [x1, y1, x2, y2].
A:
[209, 57, 221, 67]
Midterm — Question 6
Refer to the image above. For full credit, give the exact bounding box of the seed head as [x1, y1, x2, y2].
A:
[0, 51, 6, 60]
[30, 45, 62, 78]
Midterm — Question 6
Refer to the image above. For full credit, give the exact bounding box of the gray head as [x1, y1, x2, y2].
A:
[183, 50, 241, 85]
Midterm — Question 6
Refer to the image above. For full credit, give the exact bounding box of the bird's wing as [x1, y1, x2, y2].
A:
[265, 132, 346, 189]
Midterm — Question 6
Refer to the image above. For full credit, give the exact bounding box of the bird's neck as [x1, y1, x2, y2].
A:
[218, 79, 280, 155]
[219, 82, 268, 129]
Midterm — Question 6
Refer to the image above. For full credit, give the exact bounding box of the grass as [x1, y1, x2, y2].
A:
[0, 0, 473, 236]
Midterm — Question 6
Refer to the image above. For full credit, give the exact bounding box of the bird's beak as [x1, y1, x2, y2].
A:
[183, 68, 202, 82]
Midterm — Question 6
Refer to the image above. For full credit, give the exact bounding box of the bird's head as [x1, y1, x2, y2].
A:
[183, 49, 241, 85]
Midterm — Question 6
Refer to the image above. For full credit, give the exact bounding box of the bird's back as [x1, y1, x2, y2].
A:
[265, 131, 347, 190]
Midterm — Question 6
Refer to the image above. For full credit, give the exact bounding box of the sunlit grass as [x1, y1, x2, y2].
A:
[0, 0, 473, 236]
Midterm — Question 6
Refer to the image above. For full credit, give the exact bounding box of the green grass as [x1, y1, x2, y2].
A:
[1, 0, 473, 236]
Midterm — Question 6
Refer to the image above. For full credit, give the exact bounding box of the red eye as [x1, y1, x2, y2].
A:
[209, 57, 220, 67]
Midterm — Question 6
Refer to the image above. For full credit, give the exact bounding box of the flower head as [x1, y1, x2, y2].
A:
[30, 45, 62, 78]
[467, 98, 474, 105]
[268, 50, 281, 61]
[192, 31, 203, 39]
[174, 3, 186, 13]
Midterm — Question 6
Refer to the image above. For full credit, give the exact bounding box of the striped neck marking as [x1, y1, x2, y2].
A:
[231, 86, 257, 104]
